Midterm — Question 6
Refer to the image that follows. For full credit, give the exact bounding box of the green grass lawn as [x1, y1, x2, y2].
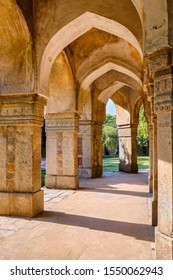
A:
[102, 156, 149, 172]
[41, 156, 149, 186]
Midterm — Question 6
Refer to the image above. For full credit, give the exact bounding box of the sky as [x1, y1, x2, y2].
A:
[106, 99, 116, 115]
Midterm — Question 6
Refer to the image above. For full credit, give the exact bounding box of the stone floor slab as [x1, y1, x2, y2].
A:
[0, 171, 154, 259]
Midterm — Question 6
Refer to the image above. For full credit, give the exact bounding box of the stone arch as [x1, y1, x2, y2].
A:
[39, 12, 143, 97]
[80, 62, 142, 90]
[76, 44, 143, 85]
[131, 0, 144, 26]
[0, 0, 33, 94]
[98, 82, 127, 104]
[111, 91, 130, 126]
[110, 91, 138, 173]
[132, 96, 144, 124]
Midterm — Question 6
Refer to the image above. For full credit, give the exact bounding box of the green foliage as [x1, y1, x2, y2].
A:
[104, 114, 116, 127]
[137, 105, 149, 148]
[102, 114, 118, 155]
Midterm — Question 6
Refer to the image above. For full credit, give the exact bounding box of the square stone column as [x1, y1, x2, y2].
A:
[92, 122, 103, 178]
[78, 120, 93, 178]
[45, 112, 79, 189]
[149, 123, 154, 193]
[151, 116, 158, 226]
[154, 66, 173, 259]
[147, 94, 158, 226]
[118, 124, 138, 173]
[0, 93, 46, 217]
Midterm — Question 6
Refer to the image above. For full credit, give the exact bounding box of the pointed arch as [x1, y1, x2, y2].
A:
[98, 82, 127, 104]
[81, 62, 142, 90]
[39, 12, 143, 97]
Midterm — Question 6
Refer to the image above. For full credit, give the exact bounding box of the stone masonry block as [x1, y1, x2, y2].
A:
[11, 191, 44, 217]
[0, 192, 11, 215]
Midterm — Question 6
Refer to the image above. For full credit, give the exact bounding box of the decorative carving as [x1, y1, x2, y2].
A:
[118, 125, 137, 138]
[0, 94, 45, 126]
[46, 112, 79, 132]
[6, 127, 15, 191]
[155, 76, 172, 95]
[154, 74, 173, 113]
[146, 46, 172, 79]
[79, 124, 92, 134]
[57, 134, 63, 175]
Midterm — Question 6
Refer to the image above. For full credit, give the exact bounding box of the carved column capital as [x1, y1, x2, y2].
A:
[144, 46, 173, 79]
[46, 111, 80, 133]
[79, 120, 93, 135]
[0, 93, 46, 126]
[154, 67, 173, 113]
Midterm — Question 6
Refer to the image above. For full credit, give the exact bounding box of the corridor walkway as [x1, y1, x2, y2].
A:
[0, 172, 155, 260]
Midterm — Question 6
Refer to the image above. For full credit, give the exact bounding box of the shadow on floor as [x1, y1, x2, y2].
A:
[79, 171, 149, 186]
[79, 185, 149, 198]
[34, 211, 154, 242]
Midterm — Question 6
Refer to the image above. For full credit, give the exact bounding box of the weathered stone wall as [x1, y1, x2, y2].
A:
[0, 0, 33, 94]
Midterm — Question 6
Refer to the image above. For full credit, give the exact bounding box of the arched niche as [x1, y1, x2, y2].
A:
[78, 88, 92, 120]
[45, 51, 76, 114]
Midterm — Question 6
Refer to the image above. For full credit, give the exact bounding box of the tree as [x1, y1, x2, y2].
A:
[137, 105, 149, 155]
[102, 114, 118, 155]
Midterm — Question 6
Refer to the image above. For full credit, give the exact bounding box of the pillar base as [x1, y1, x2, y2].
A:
[78, 168, 92, 179]
[119, 163, 138, 173]
[45, 175, 78, 189]
[156, 229, 173, 259]
[0, 190, 44, 217]
[152, 200, 158, 226]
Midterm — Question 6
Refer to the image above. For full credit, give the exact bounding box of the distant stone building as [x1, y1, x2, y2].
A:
[0, 0, 173, 259]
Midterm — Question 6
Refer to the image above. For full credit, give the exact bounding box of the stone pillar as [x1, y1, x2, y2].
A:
[0, 93, 46, 217]
[148, 123, 154, 193]
[45, 112, 79, 189]
[151, 116, 158, 226]
[92, 122, 103, 178]
[78, 120, 93, 178]
[154, 66, 173, 259]
[118, 124, 138, 173]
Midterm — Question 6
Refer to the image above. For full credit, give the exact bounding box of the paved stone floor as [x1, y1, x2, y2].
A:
[0, 171, 155, 260]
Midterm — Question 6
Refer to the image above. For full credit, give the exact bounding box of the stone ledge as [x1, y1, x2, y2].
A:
[0, 191, 44, 217]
